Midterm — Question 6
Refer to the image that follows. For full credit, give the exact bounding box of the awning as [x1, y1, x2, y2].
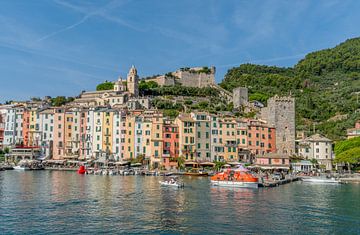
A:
[130, 163, 142, 167]
[115, 161, 130, 165]
[45, 160, 66, 164]
[200, 162, 215, 166]
[184, 161, 199, 166]
[251, 165, 290, 170]
[63, 155, 79, 159]
[227, 161, 242, 166]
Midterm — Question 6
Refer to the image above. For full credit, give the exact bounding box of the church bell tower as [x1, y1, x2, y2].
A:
[127, 65, 139, 97]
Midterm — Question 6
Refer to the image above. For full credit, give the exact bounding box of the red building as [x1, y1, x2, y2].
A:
[162, 121, 179, 170]
[247, 119, 276, 156]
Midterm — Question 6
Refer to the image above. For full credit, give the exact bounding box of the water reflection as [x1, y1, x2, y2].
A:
[0, 171, 359, 234]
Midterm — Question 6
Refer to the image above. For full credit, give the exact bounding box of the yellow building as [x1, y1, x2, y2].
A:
[150, 112, 163, 168]
[28, 108, 38, 146]
[102, 110, 113, 154]
[175, 113, 196, 161]
[218, 117, 238, 162]
[124, 114, 136, 159]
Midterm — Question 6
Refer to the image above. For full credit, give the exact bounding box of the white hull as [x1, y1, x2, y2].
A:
[302, 178, 341, 184]
[211, 180, 259, 188]
[14, 166, 31, 170]
[159, 181, 183, 188]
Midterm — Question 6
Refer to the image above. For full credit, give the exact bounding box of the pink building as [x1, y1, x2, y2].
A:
[162, 121, 179, 170]
[0, 112, 5, 149]
[255, 153, 290, 170]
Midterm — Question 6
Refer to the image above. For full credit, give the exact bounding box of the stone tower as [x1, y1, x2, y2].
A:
[127, 65, 139, 97]
[261, 95, 295, 156]
[233, 87, 248, 108]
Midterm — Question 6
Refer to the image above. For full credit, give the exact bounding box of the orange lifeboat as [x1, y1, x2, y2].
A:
[211, 166, 259, 188]
[77, 165, 86, 174]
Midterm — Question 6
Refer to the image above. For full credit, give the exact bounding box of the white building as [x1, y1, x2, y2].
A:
[38, 109, 54, 159]
[297, 134, 333, 171]
[3, 106, 24, 147]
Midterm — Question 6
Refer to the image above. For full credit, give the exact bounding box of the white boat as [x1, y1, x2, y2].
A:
[301, 177, 341, 184]
[211, 180, 259, 188]
[159, 179, 184, 188]
[14, 165, 31, 170]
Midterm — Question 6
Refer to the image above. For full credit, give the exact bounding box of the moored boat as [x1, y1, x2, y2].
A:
[301, 177, 342, 184]
[211, 165, 259, 188]
[184, 168, 208, 176]
[14, 165, 31, 170]
[159, 177, 184, 188]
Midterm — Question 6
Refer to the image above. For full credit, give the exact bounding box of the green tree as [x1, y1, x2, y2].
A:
[214, 161, 226, 171]
[96, 81, 114, 91]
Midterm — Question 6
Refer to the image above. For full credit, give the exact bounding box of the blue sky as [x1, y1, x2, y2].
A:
[1, 0, 360, 102]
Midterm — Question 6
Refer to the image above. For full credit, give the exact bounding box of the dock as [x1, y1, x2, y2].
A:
[259, 176, 300, 187]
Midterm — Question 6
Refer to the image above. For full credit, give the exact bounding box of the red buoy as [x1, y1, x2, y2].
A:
[77, 165, 86, 174]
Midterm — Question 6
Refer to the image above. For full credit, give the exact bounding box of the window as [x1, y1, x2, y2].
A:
[206, 143, 209, 149]
[154, 141, 159, 147]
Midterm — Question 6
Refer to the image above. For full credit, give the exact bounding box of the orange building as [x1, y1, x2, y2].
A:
[247, 119, 276, 156]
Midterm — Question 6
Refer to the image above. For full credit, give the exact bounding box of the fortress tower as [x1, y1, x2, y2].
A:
[127, 65, 139, 97]
[261, 95, 295, 155]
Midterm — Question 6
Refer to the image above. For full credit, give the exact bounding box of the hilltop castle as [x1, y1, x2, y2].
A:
[145, 66, 216, 88]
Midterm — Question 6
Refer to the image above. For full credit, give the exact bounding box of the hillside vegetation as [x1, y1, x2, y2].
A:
[220, 37, 360, 140]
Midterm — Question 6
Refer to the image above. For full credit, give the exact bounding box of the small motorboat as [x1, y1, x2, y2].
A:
[159, 177, 184, 188]
[14, 165, 31, 170]
[301, 177, 342, 184]
[77, 165, 86, 174]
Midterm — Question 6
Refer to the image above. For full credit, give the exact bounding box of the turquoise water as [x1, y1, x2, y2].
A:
[0, 171, 359, 234]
